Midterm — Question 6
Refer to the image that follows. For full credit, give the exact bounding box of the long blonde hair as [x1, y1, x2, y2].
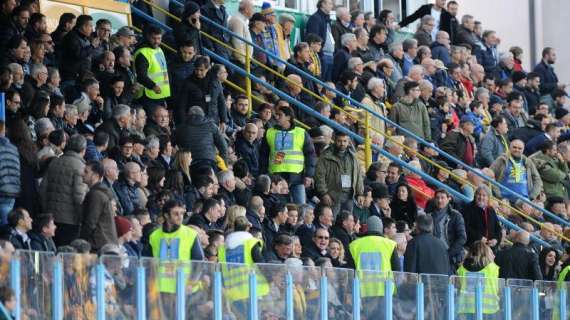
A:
[173, 150, 192, 180]
[223, 205, 246, 232]
[468, 241, 494, 268]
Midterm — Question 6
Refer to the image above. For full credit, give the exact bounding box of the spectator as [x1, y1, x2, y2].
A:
[0, 286, 16, 317]
[51, 12, 75, 51]
[454, 14, 478, 48]
[305, 0, 334, 81]
[462, 185, 502, 249]
[173, 2, 202, 54]
[529, 140, 568, 200]
[431, 31, 451, 66]
[259, 105, 316, 204]
[80, 160, 117, 251]
[228, 0, 253, 67]
[389, 81, 431, 140]
[440, 115, 476, 167]
[331, 210, 356, 254]
[0, 6, 28, 52]
[328, 237, 347, 268]
[235, 123, 260, 176]
[367, 25, 387, 62]
[39, 134, 88, 246]
[533, 47, 564, 96]
[133, 25, 170, 109]
[414, 15, 435, 47]
[59, 15, 95, 85]
[262, 202, 288, 251]
[7, 207, 32, 250]
[302, 227, 331, 262]
[96, 104, 130, 151]
[401, 38, 418, 77]
[275, 14, 295, 63]
[113, 46, 135, 104]
[264, 233, 292, 263]
[114, 161, 142, 216]
[390, 183, 419, 226]
[495, 230, 542, 280]
[331, 7, 351, 50]
[478, 116, 509, 167]
[188, 198, 223, 232]
[175, 106, 228, 172]
[404, 215, 450, 275]
[475, 30, 499, 74]
[246, 195, 265, 232]
[490, 139, 542, 202]
[28, 213, 56, 252]
[144, 105, 170, 138]
[523, 72, 541, 116]
[0, 120, 20, 224]
[399, 0, 450, 40]
[538, 247, 560, 281]
[332, 33, 357, 82]
[427, 189, 467, 270]
[201, 0, 230, 61]
[315, 131, 364, 216]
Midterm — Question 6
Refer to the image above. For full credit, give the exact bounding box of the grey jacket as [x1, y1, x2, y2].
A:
[40, 151, 88, 225]
[0, 137, 21, 197]
[490, 154, 543, 200]
[478, 128, 508, 167]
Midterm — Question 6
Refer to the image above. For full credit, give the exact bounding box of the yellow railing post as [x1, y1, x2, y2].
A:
[245, 43, 252, 116]
[364, 111, 372, 170]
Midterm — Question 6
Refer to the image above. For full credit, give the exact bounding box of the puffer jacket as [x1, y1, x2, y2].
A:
[0, 137, 21, 197]
[39, 151, 88, 225]
[174, 114, 228, 163]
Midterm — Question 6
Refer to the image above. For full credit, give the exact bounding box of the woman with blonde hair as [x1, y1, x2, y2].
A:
[328, 238, 347, 268]
[456, 240, 500, 317]
[222, 205, 247, 232]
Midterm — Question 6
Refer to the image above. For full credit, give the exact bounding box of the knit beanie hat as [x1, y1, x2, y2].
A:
[261, 2, 274, 15]
[115, 216, 132, 238]
[367, 216, 384, 234]
[183, 1, 200, 19]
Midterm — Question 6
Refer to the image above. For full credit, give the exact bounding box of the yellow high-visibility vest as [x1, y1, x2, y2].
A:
[134, 46, 171, 100]
[218, 237, 269, 301]
[457, 263, 500, 314]
[266, 126, 306, 174]
[149, 225, 198, 293]
[349, 235, 396, 297]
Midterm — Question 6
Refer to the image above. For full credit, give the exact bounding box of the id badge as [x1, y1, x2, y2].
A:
[341, 174, 351, 188]
[274, 151, 286, 164]
[205, 95, 212, 103]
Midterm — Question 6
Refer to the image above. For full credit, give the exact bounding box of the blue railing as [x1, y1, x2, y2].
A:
[161, 0, 568, 227]
[4, 250, 569, 320]
[129, 4, 551, 247]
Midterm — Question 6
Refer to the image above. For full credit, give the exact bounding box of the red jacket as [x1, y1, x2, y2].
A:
[405, 175, 435, 209]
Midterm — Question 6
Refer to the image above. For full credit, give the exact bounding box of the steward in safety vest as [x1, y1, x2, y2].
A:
[457, 241, 500, 315]
[218, 216, 268, 305]
[259, 104, 316, 204]
[146, 199, 204, 294]
[559, 251, 570, 284]
[347, 216, 399, 298]
[134, 25, 171, 106]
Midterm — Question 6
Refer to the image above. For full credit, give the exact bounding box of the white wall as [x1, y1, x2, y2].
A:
[539, 0, 570, 86]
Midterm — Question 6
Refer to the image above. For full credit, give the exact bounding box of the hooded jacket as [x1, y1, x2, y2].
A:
[174, 113, 228, 163]
[389, 95, 432, 140]
[314, 144, 364, 201]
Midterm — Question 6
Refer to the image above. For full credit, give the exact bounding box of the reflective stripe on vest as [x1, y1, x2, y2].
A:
[558, 265, 570, 285]
[456, 263, 500, 314]
[348, 235, 396, 297]
[134, 46, 171, 100]
[218, 238, 270, 301]
[149, 225, 198, 293]
[266, 127, 306, 174]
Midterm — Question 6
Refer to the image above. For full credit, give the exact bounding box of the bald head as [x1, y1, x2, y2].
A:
[515, 230, 530, 245]
[436, 31, 450, 44]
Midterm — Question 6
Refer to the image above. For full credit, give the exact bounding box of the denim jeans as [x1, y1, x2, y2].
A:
[290, 183, 306, 205]
[0, 197, 15, 225]
[321, 54, 334, 82]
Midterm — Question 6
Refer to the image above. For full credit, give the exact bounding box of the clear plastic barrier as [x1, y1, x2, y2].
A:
[323, 266, 354, 319]
[421, 273, 450, 320]
[257, 263, 287, 319]
[506, 278, 533, 320]
[297, 265, 321, 320]
[451, 274, 505, 320]
[357, 270, 389, 319]
[392, 271, 419, 320]
[534, 280, 561, 320]
[99, 255, 139, 319]
[0, 248, 12, 288]
[17, 250, 55, 320]
[60, 252, 97, 320]
[219, 262, 253, 319]
[180, 260, 216, 319]
[140, 257, 178, 319]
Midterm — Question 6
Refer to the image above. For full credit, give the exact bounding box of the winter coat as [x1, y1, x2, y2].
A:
[430, 42, 451, 66]
[59, 28, 94, 81]
[462, 201, 502, 247]
[173, 20, 203, 54]
[113, 177, 141, 216]
[305, 9, 333, 55]
[80, 182, 118, 250]
[174, 114, 228, 163]
[0, 137, 21, 198]
[314, 145, 364, 202]
[478, 128, 508, 167]
[490, 154, 543, 200]
[389, 95, 431, 140]
[440, 129, 476, 168]
[234, 133, 260, 176]
[495, 243, 542, 281]
[331, 47, 352, 82]
[528, 151, 568, 199]
[95, 119, 128, 151]
[201, 0, 230, 59]
[454, 25, 478, 48]
[475, 44, 498, 74]
[331, 19, 352, 50]
[533, 60, 559, 95]
[404, 233, 450, 275]
[509, 119, 543, 143]
[39, 151, 88, 226]
[414, 29, 432, 47]
[29, 231, 57, 253]
[428, 205, 467, 266]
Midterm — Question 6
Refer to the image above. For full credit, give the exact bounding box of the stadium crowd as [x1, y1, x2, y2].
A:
[0, 0, 569, 317]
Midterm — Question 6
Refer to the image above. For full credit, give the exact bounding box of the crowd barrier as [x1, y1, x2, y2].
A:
[1, 250, 568, 320]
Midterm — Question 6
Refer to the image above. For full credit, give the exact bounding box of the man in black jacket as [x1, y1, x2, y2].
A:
[404, 215, 450, 275]
[175, 106, 228, 172]
[235, 123, 260, 176]
[201, 0, 230, 60]
[7, 208, 33, 250]
[399, 0, 451, 39]
[427, 189, 466, 271]
[301, 227, 332, 262]
[462, 186, 502, 249]
[59, 15, 97, 85]
[95, 104, 131, 152]
[173, 1, 203, 54]
[305, 0, 334, 81]
[0, 5, 28, 51]
[495, 230, 542, 281]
